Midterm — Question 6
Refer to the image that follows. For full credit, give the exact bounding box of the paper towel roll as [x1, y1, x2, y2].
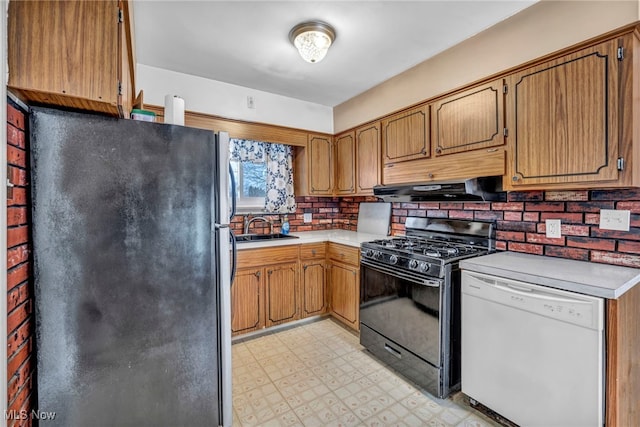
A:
[164, 95, 185, 125]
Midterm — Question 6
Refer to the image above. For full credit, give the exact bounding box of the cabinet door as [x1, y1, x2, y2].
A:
[432, 79, 505, 156]
[8, 0, 126, 116]
[231, 268, 263, 336]
[335, 131, 356, 195]
[506, 39, 620, 188]
[302, 262, 327, 318]
[329, 262, 359, 330]
[308, 134, 334, 195]
[356, 122, 381, 194]
[265, 263, 300, 327]
[381, 104, 430, 165]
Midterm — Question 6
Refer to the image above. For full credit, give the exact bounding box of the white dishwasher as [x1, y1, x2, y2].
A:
[461, 270, 604, 427]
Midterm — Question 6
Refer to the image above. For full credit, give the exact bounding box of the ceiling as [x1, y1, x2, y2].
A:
[133, 1, 537, 107]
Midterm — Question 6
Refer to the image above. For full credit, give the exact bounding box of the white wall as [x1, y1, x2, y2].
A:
[137, 64, 333, 134]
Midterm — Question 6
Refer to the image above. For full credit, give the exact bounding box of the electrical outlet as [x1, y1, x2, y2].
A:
[247, 96, 255, 109]
[546, 219, 561, 238]
[303, 212, 312, 223]
[600, 209, 630, 231]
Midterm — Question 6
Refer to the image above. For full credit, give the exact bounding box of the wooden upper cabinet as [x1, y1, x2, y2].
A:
[355, 122, 381, 194]
[334, 131, 356, 194]
[506, 39, 621, 189]
[432, 79, 505, 156]
[308, 134, 334, 195]
[381, 104, 430, 165]
[8, 0, 135, 118]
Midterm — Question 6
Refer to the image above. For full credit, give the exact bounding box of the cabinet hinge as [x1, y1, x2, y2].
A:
[503, 84, 508, 94]
[118, 8, 124, 23]
[617, 46, 624, 61]
[617, 157, 625, 171]
[118, 81, 123, 96]
[503, 128, 508, 137]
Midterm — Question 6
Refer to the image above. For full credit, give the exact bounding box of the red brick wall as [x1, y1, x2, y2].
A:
[230, 195, 378, 234]
[390, 190, 640, 268]
[233, 191, 640, 268]
[6, 101, 34, 426]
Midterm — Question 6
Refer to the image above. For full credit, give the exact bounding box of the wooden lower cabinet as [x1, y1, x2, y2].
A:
[302, 261, 327, 317]
[233, 243, 360, 335]
[301, 243, 328, 318]
[231, 268, 263, 336]
[327, 243, 360, 331]
[328, 262, 360, 330]
[265, 262, 300, 327]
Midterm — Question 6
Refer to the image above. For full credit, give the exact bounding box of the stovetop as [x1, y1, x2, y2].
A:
[365, 236, 488, 261]
[360, 217, 495, 279]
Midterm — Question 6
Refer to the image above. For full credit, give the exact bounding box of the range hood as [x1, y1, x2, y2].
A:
[373, 177, 505, 203]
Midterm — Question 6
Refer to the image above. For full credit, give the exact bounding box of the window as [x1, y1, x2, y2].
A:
[230, 159, 267, 210]
[230, 138, 296, 213]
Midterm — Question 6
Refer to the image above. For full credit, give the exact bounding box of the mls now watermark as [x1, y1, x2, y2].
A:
[5, 409, 57, 421]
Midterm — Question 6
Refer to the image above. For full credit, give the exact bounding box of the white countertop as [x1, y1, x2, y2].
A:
[460, 251, 640, 299]
[235, 230, 388, 250]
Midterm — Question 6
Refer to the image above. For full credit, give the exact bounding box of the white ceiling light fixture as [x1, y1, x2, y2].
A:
[289, 21, 336, 64]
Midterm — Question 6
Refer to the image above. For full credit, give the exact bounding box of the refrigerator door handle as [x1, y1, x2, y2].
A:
[229, 164, 237, 220]
[229, 228, 237, 286]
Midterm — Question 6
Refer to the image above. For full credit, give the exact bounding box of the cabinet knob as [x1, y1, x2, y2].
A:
[512, 176, 519, 181]
[254, 271, 261, 277]
[428, 173, 434, 179]
[311, 249, 317, 256]
[435, 147, 443, 154]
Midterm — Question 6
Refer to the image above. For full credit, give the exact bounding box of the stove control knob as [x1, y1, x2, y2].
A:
[419, 262, 430, 272]
[373, 251, 383, 260]
[389, 255, 398, 265]
[365, 249, 375, 258]
[409, 259, 419, 269]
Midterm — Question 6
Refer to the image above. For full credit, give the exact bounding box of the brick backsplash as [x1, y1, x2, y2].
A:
[391, 190, 640, 268]
[7, 99, 34, 426]
[231, 196, 378, 234]
[233, 191, 640, 268]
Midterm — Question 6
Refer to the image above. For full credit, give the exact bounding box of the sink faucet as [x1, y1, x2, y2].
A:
[244, 215, 273, 234]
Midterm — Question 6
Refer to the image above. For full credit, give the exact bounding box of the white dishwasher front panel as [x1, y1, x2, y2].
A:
[461, 270, 604, 427]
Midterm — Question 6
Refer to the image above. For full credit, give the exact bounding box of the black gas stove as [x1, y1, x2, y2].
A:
[361, 217, 495, 280]
[359, 217, 496, 398]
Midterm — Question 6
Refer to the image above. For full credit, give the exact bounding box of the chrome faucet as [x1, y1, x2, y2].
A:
[243, 215, 273, 234]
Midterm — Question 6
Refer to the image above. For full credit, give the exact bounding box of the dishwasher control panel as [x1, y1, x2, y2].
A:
[462, 271, 604, 331]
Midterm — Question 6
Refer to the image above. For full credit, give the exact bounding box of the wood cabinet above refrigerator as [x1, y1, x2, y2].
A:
[8, 0, 136, 118]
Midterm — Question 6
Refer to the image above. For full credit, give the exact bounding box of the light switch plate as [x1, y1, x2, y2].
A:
[600, 209, 630, 231]
[303, 212, 312, 223]
[545, 219, 561, 238]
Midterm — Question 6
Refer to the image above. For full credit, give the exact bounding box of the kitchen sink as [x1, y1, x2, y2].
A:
[234, 233, 299, 243]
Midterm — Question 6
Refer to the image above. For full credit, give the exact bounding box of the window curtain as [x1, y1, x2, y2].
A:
[230, 139, 296, 213]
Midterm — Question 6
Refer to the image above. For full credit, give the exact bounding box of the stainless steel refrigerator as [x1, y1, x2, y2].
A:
[29, 107, 235, 426]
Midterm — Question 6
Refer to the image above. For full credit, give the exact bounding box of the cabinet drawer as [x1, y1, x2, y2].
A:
[300, 243, 326, 260]
[237, 246, 299, 269]
[328, 243, 359, 266]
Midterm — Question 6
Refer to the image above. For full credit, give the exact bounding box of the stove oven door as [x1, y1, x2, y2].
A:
[359, 261, 453, 397]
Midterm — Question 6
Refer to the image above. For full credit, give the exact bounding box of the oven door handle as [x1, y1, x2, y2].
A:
[360, 259, 442, 287]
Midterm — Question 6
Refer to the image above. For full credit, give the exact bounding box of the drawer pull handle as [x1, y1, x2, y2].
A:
[311, 249, 317, 256]
[384, 343, 402, 359]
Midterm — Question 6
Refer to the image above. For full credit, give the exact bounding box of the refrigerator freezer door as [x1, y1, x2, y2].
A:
[30, 107, 224, 426]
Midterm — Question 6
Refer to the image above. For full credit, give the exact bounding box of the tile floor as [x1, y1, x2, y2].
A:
[232, 318, 500, 427]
